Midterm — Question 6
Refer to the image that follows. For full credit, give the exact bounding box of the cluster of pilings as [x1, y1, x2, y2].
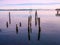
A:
[6, 12, 22, 34]
[27, 10, 41, 40]
[5, 11, 41, 40]
[16, 23, 21, 34]
[16, 22, 22, 34]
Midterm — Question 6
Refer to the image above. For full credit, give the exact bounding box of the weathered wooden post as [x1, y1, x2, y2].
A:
[9, 12, 11, 24]
[38, 18, 41, 40]
[29, 15, 32, 33]
[38, 18, 40, 27]
[6, 22, 8, 28]
[35, 10, 38, 26]
[16, 24, 18, 34]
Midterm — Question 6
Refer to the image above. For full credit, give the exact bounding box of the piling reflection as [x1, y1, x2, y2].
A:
[6, 21, 8, 28]
[37, 18, 41, 40]
[9, 12, 11, 24]
[28, 25, 30, 40]
[35, 10, 38, 26]
[28, 15, 32, 40]
[16, 24, 18, 34]
[38, 27, 41, 40]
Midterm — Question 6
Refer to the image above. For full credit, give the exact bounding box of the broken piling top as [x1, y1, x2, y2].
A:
[35, 10, 37, 16]
[29, 15, 32, 22]
[9, 11, 10, 15]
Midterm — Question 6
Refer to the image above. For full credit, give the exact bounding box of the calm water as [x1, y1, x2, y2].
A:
[0, 10, 60, 45]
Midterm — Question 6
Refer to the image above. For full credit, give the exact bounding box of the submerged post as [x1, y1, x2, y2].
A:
[6, 21, 8, 28]
[38, 18, 40, 40]
[38, 18, 40, 27]
[16, 24, 18, 34]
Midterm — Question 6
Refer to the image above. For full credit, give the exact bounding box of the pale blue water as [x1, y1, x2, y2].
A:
[0, 11, 60, 45]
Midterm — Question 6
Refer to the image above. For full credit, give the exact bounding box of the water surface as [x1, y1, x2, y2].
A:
[0, 10, 60, 45]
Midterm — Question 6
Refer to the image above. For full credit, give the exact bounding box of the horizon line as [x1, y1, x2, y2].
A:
[0, 3, 60, 6]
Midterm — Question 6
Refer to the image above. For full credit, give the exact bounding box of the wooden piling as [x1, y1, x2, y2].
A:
[35, 10, 37, 26]
[38, 18, 40, 27]
[28, 15, 32, 33]
[9, 12, 11, 24]
[38, 18, 41, 40]
[6, 22, 8, 28]
[16, 24, 18, 34]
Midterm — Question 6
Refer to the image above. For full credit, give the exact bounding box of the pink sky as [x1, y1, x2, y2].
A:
[0, 0, 60, 9]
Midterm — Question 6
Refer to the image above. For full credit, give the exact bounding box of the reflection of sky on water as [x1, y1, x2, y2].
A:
[0, 10, 60, 45]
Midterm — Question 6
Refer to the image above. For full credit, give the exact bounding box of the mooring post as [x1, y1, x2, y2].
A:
[16, 24, 18, 34]
[9, 12, 11, 24]
[35, 10, 37, 25]
[38, 18, 41, 40]
[6, 21, 8, 28]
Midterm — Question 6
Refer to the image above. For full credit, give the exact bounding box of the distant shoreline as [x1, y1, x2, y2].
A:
[0, 9, 55, 11]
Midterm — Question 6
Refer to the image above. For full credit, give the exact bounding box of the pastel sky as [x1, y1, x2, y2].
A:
[0, 0, 60, 9]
